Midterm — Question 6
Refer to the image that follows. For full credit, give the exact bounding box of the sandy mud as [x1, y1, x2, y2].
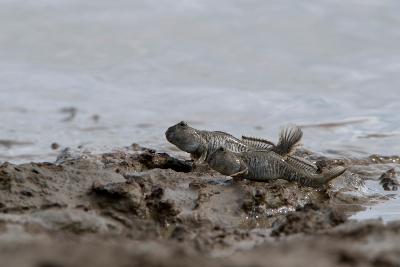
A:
[0, 144, 399, 267]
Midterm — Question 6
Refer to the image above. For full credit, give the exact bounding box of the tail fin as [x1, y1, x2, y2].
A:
[241, 136, 276, 150]
[305, 166, 346, 187]
[274, 124, 303, 156]
[324, 166, 346, 180]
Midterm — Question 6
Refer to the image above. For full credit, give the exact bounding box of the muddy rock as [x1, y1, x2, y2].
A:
[91, 180, 147, 218]
[379, 168, 399, 191]
[100, 148, 192, 174]
[271, 203, 346, 236]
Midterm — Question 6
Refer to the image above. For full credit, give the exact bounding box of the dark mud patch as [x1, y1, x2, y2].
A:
[0, 139, 34, 148]
[300, 119, 369, 129]
[0, 145, 399, 267]
[379, 168, 399, 191]
[59, 107, 78, 122]
[358, 133, 400, 139]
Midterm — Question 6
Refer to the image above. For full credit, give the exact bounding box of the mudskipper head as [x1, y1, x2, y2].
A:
[165, 121, 201, 153]
[208, 147, 243, 176]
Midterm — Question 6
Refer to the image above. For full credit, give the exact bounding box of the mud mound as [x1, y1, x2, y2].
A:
[0, 145, 398, 267]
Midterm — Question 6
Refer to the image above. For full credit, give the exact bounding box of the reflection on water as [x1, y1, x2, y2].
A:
[0, 0, 399, 221]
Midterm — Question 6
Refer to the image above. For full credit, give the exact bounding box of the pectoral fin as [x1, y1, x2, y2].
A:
[195, 151, 207, 164]
[230, 167, 248, 178]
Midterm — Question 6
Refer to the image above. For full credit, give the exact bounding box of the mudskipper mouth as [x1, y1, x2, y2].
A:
[208, 157, 216, 168]
[165, 128, 174, 142]
[210, 160, 229, 175]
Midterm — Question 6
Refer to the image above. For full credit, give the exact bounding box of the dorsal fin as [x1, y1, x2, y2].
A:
[274, 124, 303, 156]
[213, 130, 233, 136]
[241, 136, 276, 150]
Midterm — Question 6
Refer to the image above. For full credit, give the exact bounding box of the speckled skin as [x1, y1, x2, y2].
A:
[208, 148, 346, 187]
[165, 121, 262, 162]
[165, 121, 299, 163]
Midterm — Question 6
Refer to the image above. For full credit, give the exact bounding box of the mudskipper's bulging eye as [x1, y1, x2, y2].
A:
[179, 121, 187, 127]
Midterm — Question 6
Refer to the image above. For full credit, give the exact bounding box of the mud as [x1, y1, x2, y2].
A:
[0, 144, 399, 267]
[379, 168, 399, 191]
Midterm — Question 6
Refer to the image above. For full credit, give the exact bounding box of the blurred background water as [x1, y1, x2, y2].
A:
[0, 0, 399, 219]
[1, 0, 400, 161]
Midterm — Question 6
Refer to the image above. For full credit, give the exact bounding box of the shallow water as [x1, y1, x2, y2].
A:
[1, 0, 399, 220]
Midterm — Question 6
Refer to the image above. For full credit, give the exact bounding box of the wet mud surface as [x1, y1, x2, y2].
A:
[0, 144, 399, 267]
